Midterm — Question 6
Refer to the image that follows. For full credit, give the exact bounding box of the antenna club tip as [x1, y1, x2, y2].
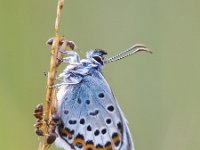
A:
[145, 49, 152, 54]
[137, 48, 152, 54]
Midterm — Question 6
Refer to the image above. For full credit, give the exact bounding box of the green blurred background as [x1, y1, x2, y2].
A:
[0, 0, 200, 150]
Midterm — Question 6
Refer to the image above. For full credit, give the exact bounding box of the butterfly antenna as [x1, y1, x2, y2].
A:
[104, 44, 152, 63]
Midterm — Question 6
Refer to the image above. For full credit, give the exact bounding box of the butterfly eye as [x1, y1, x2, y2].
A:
[93, 56, 103, 65]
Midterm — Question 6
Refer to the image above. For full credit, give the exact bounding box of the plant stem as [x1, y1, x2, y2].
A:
[39, 0, 65, 150]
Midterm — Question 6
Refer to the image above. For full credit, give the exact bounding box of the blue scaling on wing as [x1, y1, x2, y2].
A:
[55, 49, 135, 150]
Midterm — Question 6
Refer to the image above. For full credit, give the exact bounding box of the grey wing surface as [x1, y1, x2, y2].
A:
[56, 73, 134, 150]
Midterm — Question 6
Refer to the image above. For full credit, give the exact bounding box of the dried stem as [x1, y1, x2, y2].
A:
[38, 0, 65, 150]
[45, 0, 64, 118]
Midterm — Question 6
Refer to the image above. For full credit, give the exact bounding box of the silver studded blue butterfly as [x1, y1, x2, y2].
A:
[55, 44, 150, 150]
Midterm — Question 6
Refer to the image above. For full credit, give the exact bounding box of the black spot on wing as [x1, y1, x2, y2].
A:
[98, 93, 104, 98]
[112, 132, 119, 139]
[75, 142, 83, 148]
[66, 127, 74, 135]
[73, 133, 85, 149]
[87, 125, 92, 131]
[94, 129, 100, 136]
[68, 119, 77, 125]
[76, 133, 84, 140]
[101, 128, 107, 134]
[79, 118, 85, 125]
[112, 132, 121, 148]
[85, 100, 90, 105]
[107, 105, 114, 112]
[77, 98, 82, 104]
[64, 110, 69, 115]
[89, 110, 99, 116]
[117, 122, 123, 133]
[105, 141, 112, 150]
[86, 140, 95, 150]
[96, 144, 103, 149]
[86, 140, 94, 145]
[114, 140, 121, 147]
[106, 118, 112, 125]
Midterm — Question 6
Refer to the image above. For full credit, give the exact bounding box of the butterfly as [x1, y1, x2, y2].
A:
[55, 44, 151, 150]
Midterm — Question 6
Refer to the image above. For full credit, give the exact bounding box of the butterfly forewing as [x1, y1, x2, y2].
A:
[57, 72, 131, 150]
[56, 49, 135, 150]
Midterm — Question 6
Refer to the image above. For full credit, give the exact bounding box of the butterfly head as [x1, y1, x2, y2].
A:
[86, 49, 107, 65]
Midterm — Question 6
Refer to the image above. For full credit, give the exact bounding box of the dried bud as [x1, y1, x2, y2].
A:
[34, 122, 43, 128]
[46, 38, 54, 45]
[47, 133, 57, 144]
[47, 37, 65, 46]
[33, 104, 43, 119]
[34, 103, 43, 113]
[35, 129, 44, 136]
[67, 41, 76, 50]
[59, 38, 65, 45]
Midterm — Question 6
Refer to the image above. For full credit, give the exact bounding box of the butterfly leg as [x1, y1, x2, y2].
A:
[49, 83, 69, 88]
[59, 50, 80, 64]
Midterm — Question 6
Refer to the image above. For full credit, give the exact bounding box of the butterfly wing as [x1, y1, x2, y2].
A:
[56, 70, 134, 150]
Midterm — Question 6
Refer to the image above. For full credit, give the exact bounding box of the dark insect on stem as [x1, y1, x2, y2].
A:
[33, 103, 44, 136]
[46, 112, 60, 144]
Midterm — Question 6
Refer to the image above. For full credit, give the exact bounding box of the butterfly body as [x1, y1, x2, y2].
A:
[55, 45, 151, 150]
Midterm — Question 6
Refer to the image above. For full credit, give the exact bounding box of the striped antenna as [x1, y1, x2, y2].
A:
[104, 44, 151, 63]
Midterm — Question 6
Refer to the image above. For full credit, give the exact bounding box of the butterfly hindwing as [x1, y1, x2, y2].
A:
[55, 49, 135, 150]
[56, 70, 133, 150]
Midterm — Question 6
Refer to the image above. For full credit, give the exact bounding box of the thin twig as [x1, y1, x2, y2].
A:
[38, 0, 65, 150]
[45, 0, 64, 120]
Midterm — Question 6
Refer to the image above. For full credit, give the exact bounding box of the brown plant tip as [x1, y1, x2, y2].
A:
[34, 103, 44, 113]
[51, 113, 60, 123]
[59, 38, 65, 45]
[67, 41, 76, 50]
[33, 113, 43, 120]
[46, 37, 65, 46]
[34, 122, 43, 128]
[56, 57, 63, 63]
[35, 129, 44, 136]
[37, 0, 66, 149]
[46, 38, 54, 45]
[46, 133, 57, 144]
[33, 104, 44, 119]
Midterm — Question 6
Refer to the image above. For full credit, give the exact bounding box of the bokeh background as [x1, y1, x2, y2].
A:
[0, 0, 200, 150]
